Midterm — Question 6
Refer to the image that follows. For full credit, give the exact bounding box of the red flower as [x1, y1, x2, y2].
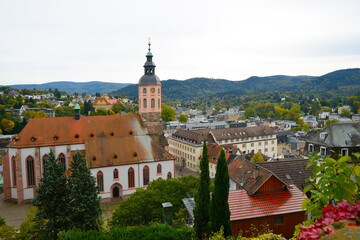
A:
[348, 223, 357, 227]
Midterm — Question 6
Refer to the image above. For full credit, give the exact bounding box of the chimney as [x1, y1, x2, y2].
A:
[74, 104, 81, 120]
[254, 166, 259, 179]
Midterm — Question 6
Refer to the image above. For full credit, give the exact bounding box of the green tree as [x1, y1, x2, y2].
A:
[54, 88, 61, 99]
[194, 139, 210, 240]
[325, 119, 338, 126]
[23, 110, 38, 121]
[0, 118, 15, 133]
[31, 150, 70, 240]
[341, 108, 351, 118]
[111, 103, 124, 114]
[35, 110, 48, 118]
[161, 104, 176, 121]
[95, 108, 108, 116]
[68, 151, 102, 231]
[177, 114, 188, 123]
[303, 153, 360, 219]
[250, 151, 264, 163]
[83, 100, 94, 115]
[244, 108, 256, 118]
[210, 148, 232, 236]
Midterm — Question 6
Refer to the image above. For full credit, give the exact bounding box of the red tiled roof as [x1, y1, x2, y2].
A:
[228, 157, 290, 195]
[7, 114, 174, 167]
[228, 185, 305, 221]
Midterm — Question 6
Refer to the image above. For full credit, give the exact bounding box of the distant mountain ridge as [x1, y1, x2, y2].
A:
[5, 81, 130, 95]
[111, 68, 360, 100]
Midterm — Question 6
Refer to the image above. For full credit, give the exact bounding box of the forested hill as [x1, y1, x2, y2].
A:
[6, 81, 130, 95]
[111, 68, 360, 100]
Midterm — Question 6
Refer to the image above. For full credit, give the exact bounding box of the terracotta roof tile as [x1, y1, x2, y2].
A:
[228, 185, 305, 221]
[8, 114, 173, 167]
[228, 157, 289, 195]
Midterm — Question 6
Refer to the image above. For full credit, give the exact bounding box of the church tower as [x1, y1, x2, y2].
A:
[138, 38, 161, 122]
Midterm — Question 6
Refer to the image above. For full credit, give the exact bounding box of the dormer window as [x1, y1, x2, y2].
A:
[90, 133, 94, 137]
[74, 133, 80, 139]
[110, 131, 115, 136]
[31, 136, 36, 142]
[54, 135, 59, 140]
[319, 132, 328, 140]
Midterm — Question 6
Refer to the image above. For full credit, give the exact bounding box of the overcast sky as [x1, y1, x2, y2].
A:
[1, 0, 360, 85]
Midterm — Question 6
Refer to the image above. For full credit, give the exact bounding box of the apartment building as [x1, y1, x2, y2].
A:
[168, 126, 277, 172]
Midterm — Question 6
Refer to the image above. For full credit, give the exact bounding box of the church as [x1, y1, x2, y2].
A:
[2, 41, 175, 203]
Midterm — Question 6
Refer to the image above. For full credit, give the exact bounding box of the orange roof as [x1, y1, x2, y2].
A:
[228, 185, 305, 221]
[8, 114, 173, 167]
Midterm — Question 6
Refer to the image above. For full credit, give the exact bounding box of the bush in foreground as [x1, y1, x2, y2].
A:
[58, 224, 194, 240]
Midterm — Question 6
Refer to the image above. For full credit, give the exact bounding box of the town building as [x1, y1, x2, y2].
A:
[6, 105, 55, 119]
[3, 41, 174, 203]
[303, 122, 360, 159]
[93, 93, 122, 111]
[168, 125, 277, 172]
[227, 157, 306, 238]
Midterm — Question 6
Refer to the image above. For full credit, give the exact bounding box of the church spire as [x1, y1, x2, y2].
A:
[144, 37, 155, 75]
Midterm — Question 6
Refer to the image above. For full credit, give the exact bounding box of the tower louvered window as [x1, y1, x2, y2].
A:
[12, 156, 16, 186]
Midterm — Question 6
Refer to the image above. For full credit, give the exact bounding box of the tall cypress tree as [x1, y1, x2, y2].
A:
[210, 148, 232, 236]
[194, 138, 210, 240]
[68, 151, 102, 231]
[32, 150, 70, 240]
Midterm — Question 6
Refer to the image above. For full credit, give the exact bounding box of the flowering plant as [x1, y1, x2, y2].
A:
[298, 200, 360, 239]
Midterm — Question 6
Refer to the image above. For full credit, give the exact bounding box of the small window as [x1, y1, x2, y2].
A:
[158, 99, 160, 108]
[308, 144, 314, 153]
[167, 172, 172, 179]
[341, 148, 349, 157]
[157, 164, 162, 174]
[143, 88, 147, 94]
[158, 88, 160, 94]
[143, 99, 147, 108]
[113, 169, 119, 180]
[274, 216, 283, 225]
[320, 147, 326, 157]
[97, 171, 104, 192]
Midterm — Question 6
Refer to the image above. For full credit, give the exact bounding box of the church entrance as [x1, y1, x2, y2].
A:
[113, 187, 120, 198]
[111, 184, 123, 202]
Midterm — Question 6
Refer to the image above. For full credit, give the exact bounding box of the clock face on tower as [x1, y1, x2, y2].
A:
[151, 88, 155, 93]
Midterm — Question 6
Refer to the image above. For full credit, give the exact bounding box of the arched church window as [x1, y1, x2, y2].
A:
[167, 172, 172, 179]
[143, 166, 149, 186]
[151, 99, 155, 108]
[158, 88, 160, 93]
[157, 164, 162, 174]
[128, 167, 135, 188]
[158, 99, 160, 108]
[143, 88, 147, 94]
[143, 99, 147, 108]
[58, 153, 66, 172]
[42, 154, 49, 174]
[12, 156, 16, 187]
[26, 156, 35, 187]
[113, 169, 119, 180]
[97, 171, 104, 192]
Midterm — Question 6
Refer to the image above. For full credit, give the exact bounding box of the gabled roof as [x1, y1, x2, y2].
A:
[306, 122, 360, 147]
[172, 125, 275, 145]
[7, 114, 174, 167]
[229, 185, 305, 221]
[257, 159, 313, 191]
[228, 157, 290, 195]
